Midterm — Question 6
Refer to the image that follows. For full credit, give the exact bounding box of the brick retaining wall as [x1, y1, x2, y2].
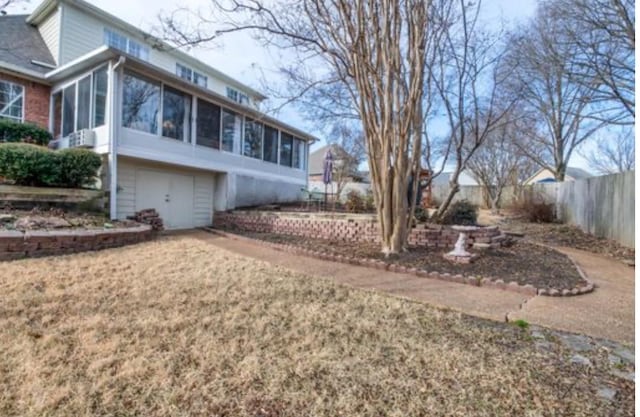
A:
[0, 225, 154, 261]
[213, 211, 506, 248]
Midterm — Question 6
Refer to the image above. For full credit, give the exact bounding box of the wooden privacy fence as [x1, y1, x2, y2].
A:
[431, 170, 635, 248]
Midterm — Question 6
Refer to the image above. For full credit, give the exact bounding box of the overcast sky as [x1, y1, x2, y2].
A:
[9, 0, 601, 173]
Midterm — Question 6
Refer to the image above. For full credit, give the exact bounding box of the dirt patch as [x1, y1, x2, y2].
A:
[0, 207, 136, 231]
[0, 235, 632, 416]
[238, 232, 586, 290]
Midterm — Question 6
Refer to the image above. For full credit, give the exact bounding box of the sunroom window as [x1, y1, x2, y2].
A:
[162, 86, 192, 141]
[279, 132, 293, 167]
[122, 71, 160, 134]
[243, 118, 263, 159]
[221, 109, 242, 153]
[196, 98, 221, 149]
[0, 80, 24, 122]
[263, 125, 278, 164]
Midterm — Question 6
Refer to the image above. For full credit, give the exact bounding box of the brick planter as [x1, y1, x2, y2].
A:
[0, 225, 154, 261]
[205, 228, 595, 297]
[213, 211, 509, 249]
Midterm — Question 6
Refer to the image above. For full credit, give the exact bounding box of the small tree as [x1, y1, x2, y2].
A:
[327, 124, 365, 201]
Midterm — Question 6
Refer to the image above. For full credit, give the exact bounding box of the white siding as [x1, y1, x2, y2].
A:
[58, 4, 259, 104]
[38, 8, 60, 64]
[117, 158, 214, 226]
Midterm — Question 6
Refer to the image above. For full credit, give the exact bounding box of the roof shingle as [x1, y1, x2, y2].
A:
[0, 14, 56, 75]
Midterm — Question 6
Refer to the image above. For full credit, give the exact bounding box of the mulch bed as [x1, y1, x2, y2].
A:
[0, 208, 137, 231]
[236, 231, 587, 291]
[498, 216, 634, 263]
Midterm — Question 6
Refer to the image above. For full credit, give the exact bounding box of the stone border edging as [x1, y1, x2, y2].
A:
[204, 228, 595, 297]
[0, 225, 155, 261]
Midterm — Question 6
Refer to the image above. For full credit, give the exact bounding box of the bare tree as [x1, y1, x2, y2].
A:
[0, 0, 26, 11]
[551, 0, 634, 124]
[326, 123, 365, 200]
[161, 0, 429, 254]
[429, 0, 516, 219]
[465, 110, 533, 213]
[581, 128, 635, 174]
[506, 4, 607, 181]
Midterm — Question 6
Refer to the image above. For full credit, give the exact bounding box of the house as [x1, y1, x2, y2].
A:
[524, 167, 592, 185]
[431, 171, 479, 187]
[0, 0, 317, 229]
[307, 144, 370, 200]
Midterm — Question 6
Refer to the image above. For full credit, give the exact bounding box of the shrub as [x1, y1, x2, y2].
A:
[55, 148, 102, 188]
[0, 143, 101, 188]
[511, 192, 556, 223]
[0, 143, 58, 186]
[363, 190, 375, 212]
[345, 190, 365, 213]
[438, 199, 478, 225]
[414, 207, 430, 223]
[0, 119, 52, 146]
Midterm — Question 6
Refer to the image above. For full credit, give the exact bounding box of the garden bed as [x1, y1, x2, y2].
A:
[0, 208, 136, 231]
[230, 231, 588, 292]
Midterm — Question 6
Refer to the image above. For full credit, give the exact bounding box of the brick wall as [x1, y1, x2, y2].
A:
[0, 72, 51, 129]
[213, 211, 505, 248]
[0, 225, 154, 261]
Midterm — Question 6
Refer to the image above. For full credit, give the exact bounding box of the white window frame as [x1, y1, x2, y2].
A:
[104, 28, 150, 61]
[0, 80, 25, 123]
[177, 63, 208, 89]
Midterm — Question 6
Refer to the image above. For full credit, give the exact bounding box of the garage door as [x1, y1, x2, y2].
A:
[135, 170, 195, 229]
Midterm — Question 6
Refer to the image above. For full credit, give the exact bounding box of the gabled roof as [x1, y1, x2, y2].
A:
[26, 0, 267, 100]
[308, 144, 338, 175]
[0, 14, 56, 75]
[565, 167, 592, 180]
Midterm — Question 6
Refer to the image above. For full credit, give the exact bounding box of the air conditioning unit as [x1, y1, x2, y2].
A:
[67, 129, 95, 148]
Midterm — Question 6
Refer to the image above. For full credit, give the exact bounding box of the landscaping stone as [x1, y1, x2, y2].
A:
[596, 386, 617, 401]
[570, 354, 592, 367]
[14, 216, 71, 230]
[0, 214, 16, 223]
[610, 369, 634, 382]
[560, 334, 595, 353]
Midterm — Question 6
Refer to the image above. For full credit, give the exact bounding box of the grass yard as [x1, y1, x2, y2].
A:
[0, 235, 632, 416]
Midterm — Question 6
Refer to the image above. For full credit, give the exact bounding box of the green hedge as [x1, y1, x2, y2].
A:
[0, 143, 101, 188]
[0, 119, 52, 146]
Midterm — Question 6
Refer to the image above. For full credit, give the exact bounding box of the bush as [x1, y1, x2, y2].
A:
[363, 190, 375, 212]
[0, 119, 52, 146]
[438, 199, 478, 225]
[55, 148, 102, 188]
[511, 193, 556, 223]
[345, 190, 365, 213]
[0, 143, 101, 188]
[0, 143, 58, 186]
[414, 207, 430, 223]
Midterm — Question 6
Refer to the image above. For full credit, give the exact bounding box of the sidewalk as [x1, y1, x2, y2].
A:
[195, 231, 634, 345]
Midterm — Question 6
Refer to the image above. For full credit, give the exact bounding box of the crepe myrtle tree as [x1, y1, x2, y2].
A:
[161, 0, 429, 255]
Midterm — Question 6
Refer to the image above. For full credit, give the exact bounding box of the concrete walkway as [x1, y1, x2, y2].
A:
[194, 232, 634, 345]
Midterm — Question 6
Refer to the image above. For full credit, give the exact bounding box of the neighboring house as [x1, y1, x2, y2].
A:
[431, 171, 479, 187]
[524, 167, 592, 185]
[308, 144, 370, 200]
[0, 0, 317, 229]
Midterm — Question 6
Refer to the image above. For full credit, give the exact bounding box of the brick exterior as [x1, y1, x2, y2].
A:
[212, 211, 507, 249]
[0, 71, 50, 129]
[0, 225, 154, 261]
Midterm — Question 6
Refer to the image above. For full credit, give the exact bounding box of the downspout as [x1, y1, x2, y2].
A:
[108, 56, 126, 220]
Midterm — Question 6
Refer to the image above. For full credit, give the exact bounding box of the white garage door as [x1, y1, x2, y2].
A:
[135, 170, 196, 229]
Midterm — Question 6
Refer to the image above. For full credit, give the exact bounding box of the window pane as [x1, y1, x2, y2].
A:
[194, 72, 207, 88]
[122, 72, 160, 134]
[162, 86, 192, 141]
[243, 118, 263, 159]
[93, 66, 108, 127]
[280, 132, 293, 167]
[177, 63, 192, 81]
[226, 87, 238, 102]
[196, 99, 220, 149]
[0, 81, 24, 121]
[62, 84, 76, 136]
[263, 125, 278, 164]
[52, 91, 62, 139]
[77, 76, 91, 131]
[221, 109, 242, 153]
[104, 28, 127, 51]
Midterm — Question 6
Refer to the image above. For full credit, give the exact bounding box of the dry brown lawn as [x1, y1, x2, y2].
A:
[0, 234, 630, 416]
